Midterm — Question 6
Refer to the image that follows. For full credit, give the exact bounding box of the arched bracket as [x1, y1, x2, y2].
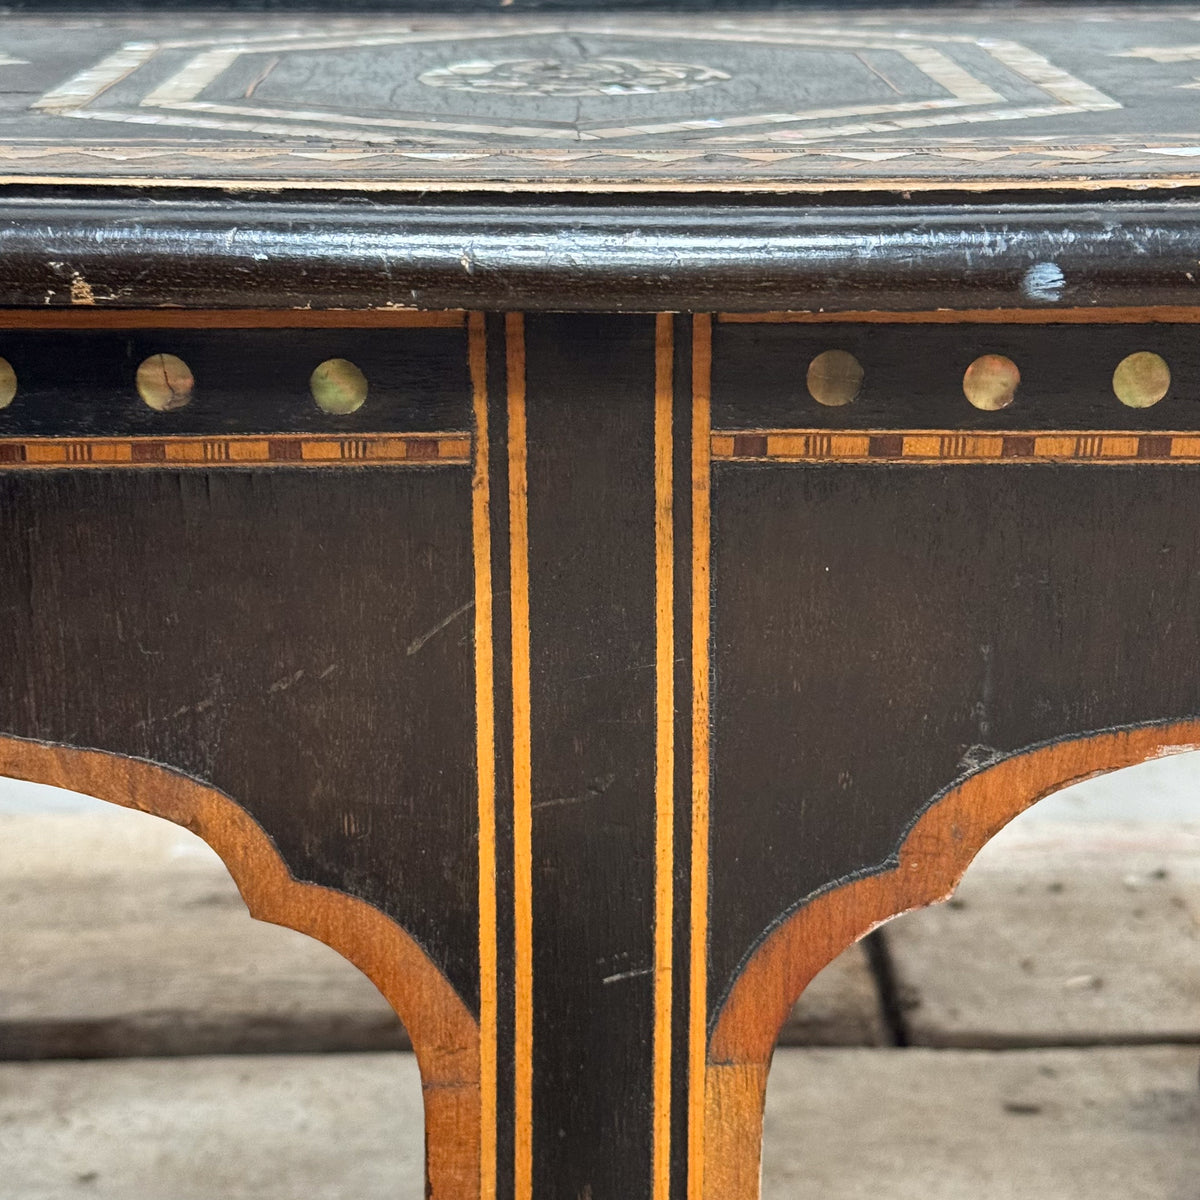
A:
[0, 734, 481, 1200]
[702, 720, 1200, 1200]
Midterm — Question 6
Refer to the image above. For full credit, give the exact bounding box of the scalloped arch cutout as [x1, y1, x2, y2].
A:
[0, 734, 480, 1200]
[702, 720, 1200, 1200]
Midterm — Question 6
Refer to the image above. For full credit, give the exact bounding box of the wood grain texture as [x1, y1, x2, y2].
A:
[702, 723, 1200, 1200]
[0, 812, 884, 1064]
[0, 736, 480, 1199]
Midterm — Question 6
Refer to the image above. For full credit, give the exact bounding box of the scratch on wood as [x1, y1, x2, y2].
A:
[405, 599, 474, 657]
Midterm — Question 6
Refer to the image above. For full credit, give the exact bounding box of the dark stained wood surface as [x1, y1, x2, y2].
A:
[0, 466, 481, 1009]
[709, 462, 1200, 1011]
[524, 314, 658, 1200]
[4, 310, 1200, 1199]
[0, 8, 1197, 192]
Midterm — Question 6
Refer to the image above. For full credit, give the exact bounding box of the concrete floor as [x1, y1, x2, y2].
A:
[3, 1046, 1198, 1199]
[1, 751, 1197, 1198]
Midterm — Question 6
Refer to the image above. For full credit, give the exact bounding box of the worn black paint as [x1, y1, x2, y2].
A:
[708, 461, 1200, 1022]
[524, 314, 657, 1200]
[0, 467, 481, 1012]
[3, 201, 1200, 314]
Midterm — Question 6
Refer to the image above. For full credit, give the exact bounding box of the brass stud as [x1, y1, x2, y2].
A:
[963, 355, 1020, 411]
[0, 358, 16, 410]
[1113, 351, 1170, 409]
[136, 353, 194, 412]
[806, 349, 863, 408]
[311, 358, 368, 415]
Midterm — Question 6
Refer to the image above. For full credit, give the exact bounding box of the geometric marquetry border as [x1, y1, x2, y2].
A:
[0, 431, 470, 467]
[712, 429, 1200, 464]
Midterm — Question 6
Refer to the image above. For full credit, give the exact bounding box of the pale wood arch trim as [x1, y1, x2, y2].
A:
[702, 720, 1200, 1200]
[0, 734, 480, 1200]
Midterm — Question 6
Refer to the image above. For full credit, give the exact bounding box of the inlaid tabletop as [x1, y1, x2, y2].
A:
[3, 6, 1200, 192]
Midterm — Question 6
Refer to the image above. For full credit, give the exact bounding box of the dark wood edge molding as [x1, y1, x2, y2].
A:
[0, 734, 481, 1200]
[2, 200, 1200, 313]
[701, 720, 1200, 1200]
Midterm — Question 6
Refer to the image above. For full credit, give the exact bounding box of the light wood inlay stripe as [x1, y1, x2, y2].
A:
[470, 313, 498, 1200]
[688, 314, 713, 1200]
[652, 312, 675, 1200]
[506, 312, 534, 1200]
